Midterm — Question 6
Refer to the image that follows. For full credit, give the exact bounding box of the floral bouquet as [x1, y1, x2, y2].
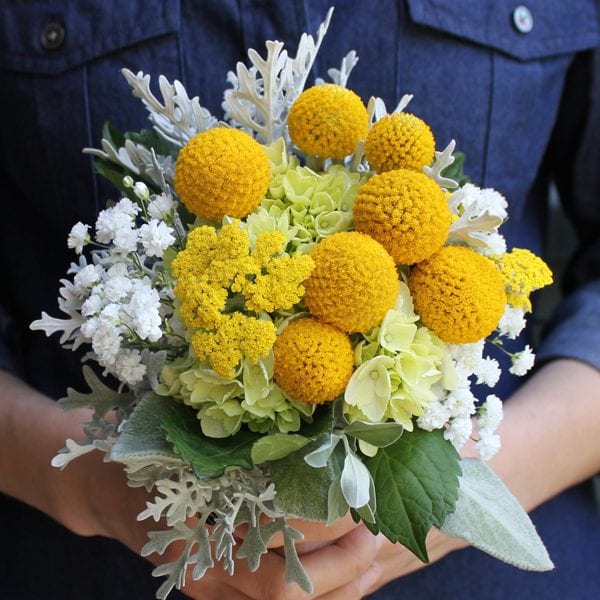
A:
[32, 9, 554, 599]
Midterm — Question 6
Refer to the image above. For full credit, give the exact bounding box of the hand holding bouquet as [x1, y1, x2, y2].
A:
[32, 9, 553, 598]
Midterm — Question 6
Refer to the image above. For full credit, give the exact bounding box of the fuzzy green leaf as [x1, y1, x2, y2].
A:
[441, 459, 553, 571]
[270, 443, 335, 521]
[251, 433, 311, 464]
[162, 406, 259, 478]
[363, 428, 461, 562]
[110, 392, 181, 464]
[344, 420, 404, 447]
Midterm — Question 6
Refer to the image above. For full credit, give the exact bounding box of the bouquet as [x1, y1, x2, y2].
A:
[32, 9, 554, 598]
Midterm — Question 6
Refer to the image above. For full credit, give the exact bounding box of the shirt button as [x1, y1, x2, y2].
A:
[512, 5, 534, 34]
[41, 22, 66, 50]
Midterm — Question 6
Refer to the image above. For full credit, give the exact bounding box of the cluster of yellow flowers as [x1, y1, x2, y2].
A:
[172, 221, 313, 377]
[168, 81, 552, 417]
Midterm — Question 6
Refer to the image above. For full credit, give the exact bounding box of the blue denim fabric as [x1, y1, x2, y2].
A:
[0, 1, 599, 598]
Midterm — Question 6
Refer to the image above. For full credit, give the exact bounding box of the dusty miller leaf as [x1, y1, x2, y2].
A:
[440, 458, 553, 571]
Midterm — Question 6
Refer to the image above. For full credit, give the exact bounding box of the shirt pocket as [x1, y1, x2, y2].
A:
[0, 0, 182, 224]
[401, 0, 599, 245]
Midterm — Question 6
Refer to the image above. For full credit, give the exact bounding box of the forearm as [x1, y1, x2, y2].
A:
[466, 358, 600, 511]
[0, 369, 139, 538]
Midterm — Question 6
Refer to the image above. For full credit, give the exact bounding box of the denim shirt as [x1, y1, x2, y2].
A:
[1, 1, 599, 598]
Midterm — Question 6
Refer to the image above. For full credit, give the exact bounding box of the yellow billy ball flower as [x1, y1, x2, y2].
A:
[365, 112, 435, 173]
[303, 231, 399, 333]
[173, 127, 270, 222]
[274, 318, 354, 404]
[353, 169, 451, 265]
[408, 246, 506, 344]
[287, 84, 369, 159]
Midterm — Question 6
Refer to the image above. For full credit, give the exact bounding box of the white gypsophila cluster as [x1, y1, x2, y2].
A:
[32, 182, 179, 387]
[447, 183, 508, 254]
[498, 305, 527, 339]
[509, 345, 536, 376]
[474, 394, 504, 460]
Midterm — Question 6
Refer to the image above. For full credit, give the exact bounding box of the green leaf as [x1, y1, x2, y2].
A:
[301, 402, 336, 438]
[251, 433, 311, 464]
[162, 406, 260, 478]
[110, 392, 181, 465]
[363, 428, 461, 562]
[344, 420, 404, 447]
[270, 442, 335, 521]
[440, 459, 553, 571]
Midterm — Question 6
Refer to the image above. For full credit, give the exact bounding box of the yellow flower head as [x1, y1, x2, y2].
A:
[303, 231, 399, 333]
[287, 84, 369, 159]
[173, 127, 270, 222]
[172, 221, 313, 376]
[495, 248, 553, 312]
[409, 246, 506, 343]
[353, 169, 451, 265]
[365, 112, 435, 173]
[192, 313, 277, 378]
[274, 318, 354, 404]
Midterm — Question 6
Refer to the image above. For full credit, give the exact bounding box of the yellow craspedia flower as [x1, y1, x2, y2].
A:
[409, 246, 506, 343]
[365, 112, 435, 173]
[287, 84, 369, 159]
[353, 169, 451, 265]
[274, 318, 354, 404]
[173, 127, 270, 222]
[303, 231, 399, 333]
[496, 248, 553, 312]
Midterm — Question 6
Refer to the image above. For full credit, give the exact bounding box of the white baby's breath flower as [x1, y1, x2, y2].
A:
[444, 416, 472, 449]
[477, 394, 503, 431]
[73, 264, 103, 296]
[95, 207, 133, 244]
[114, 197, 141, 216]
[104, 274, 133, 302]
[133, 182, 150, 200]
[113, 224, 139, 253]
[148, 194, 176, 219]
[479, 232, 507, 256]
[475, 357, 501, 387]
[475, 431, 501, 460]
[81, 293, 103, 317]
[67, 222, 90, 254]
[498, 305, 527, 339]
[139, 220, 176, 258]
[417, 399, 451, 431]
[114, 349, 147, 385]
[509, 345, 535, 376]
[127, 279, 162, 341]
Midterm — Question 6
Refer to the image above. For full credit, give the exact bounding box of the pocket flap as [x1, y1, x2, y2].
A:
[406, 0, 599, 61]
[0, 0, 179, 74]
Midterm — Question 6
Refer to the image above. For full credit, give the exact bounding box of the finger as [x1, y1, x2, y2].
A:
[316, 562, 384, 600]
[297, 524, 384, 597]
[236, 514, 359, 549]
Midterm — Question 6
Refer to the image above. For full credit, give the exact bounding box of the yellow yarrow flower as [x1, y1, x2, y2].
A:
[192, 313, 277, 379]
[495, 248, 553, 311]
[353, 169, 451, 265]
[409, 246, 506, 343]
[303, 231, 399, 333]
[287, 84, 369, 159]
[365, 112, 435, 173]
[274, 318, 354, 404]
[172, 221, 314, 376]
[173, 127, 270, 222]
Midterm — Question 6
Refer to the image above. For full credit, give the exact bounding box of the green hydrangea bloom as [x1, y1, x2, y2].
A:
[249, 140, 368, 252]
[157, 351, 314, 438]
[344, 282, 456, 430]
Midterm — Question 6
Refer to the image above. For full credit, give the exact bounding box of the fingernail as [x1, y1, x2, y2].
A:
[375, 533, 387, 550]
